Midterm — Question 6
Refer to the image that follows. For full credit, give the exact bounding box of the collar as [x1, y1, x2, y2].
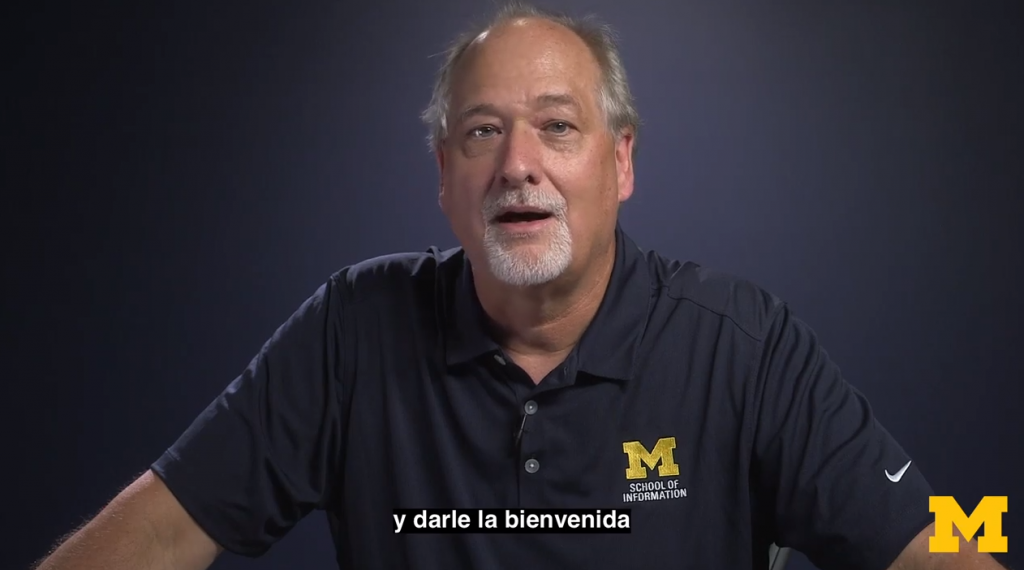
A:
[443, 223, 652, 382]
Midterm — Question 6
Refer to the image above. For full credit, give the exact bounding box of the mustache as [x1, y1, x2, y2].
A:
[481, 187, 568, 219]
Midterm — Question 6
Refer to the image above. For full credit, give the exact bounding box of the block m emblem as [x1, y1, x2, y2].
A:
[622, 437, 679, 480]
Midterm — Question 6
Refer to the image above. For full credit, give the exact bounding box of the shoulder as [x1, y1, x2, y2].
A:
[644, 250, 785, 342]
[325, 246, 464, 305]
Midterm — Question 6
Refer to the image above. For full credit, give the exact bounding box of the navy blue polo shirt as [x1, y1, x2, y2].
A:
[151, 224, 935, 570]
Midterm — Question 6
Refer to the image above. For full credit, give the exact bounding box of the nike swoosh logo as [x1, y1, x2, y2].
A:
[885, 460, 912, 482]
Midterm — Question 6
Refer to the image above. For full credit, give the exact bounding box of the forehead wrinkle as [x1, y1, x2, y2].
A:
[455, 92, 584, 125]
[534, 92, 583, 113]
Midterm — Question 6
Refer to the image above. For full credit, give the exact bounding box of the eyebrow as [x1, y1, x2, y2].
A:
[454, 93, 583, 125]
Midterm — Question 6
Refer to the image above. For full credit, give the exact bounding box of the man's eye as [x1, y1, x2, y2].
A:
[469, 126, 498, 138]
[546, 121, 571, 134]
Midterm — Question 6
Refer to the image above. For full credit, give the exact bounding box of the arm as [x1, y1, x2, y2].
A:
[751, 302, 939, 570]
[887, 523, 1007, 570]
[37, 276, 346, 568]
[34, 469, 222, 570]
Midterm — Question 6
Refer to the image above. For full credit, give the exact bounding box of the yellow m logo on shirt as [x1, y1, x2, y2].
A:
[929, 496, 1008, 553]
[622, 437, 679, 480]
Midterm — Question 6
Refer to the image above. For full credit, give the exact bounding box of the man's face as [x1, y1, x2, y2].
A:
[437, 18, 634, 288]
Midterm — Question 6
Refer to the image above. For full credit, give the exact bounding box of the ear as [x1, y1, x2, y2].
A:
[615, 130, 635, 203]
[435, 145, 447, 212]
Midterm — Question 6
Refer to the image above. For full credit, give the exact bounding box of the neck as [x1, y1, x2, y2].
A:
[474, 241, 617, 359]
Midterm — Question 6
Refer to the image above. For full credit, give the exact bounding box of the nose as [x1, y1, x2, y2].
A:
[497, 122, 541, 188]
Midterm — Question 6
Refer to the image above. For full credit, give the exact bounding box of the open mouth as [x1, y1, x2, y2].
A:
[493, 208, 553, 224]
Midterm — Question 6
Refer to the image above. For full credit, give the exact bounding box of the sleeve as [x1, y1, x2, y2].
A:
[150, 276, 346, 557]
[751, 302, 934, 570]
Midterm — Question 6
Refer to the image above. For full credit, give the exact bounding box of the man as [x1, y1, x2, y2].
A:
[33, 4, 1005, 570]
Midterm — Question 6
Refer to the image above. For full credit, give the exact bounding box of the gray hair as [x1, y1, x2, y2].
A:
[420, 2, 640, 157]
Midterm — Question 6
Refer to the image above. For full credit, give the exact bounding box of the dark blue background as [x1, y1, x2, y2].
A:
[5, 1, 1021, 569]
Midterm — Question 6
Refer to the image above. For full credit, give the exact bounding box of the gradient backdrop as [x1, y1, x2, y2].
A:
[5, 1, 1022, 569]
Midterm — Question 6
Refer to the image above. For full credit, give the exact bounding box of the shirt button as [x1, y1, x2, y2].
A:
[524, 400, 538, 415]
[494, 354, 506, 365]
[524, 458, 540, 474]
